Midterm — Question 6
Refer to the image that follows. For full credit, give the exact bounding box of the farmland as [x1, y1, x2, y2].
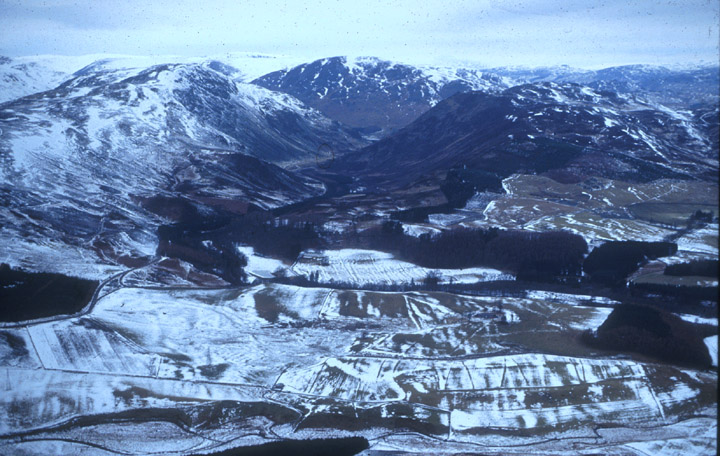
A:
[466, 175, 718, 246]
[1, 173, 717, 455]
[0, 278, 715, 455]
[291, 248, 513, 285]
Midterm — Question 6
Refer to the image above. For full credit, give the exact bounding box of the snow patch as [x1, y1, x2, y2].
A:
[237, 246, 287, 279]
[704, 335, 718, 366]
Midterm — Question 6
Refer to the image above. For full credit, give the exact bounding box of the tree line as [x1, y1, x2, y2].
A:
[583, 240, 677, 285]
[356, 221, 588, 280]
[0, 264, 98, 322]
[157, 211, 700, 292]
[580, 303, 713, 368]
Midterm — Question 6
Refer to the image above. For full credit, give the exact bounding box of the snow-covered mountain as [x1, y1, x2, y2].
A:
[1, 54, 717, 276]
[253, 56, 511, 135]
[340, 81, 719, 187]
[2, 61, 365, 169]
[60, 52, 313, 85]
[491, 64, 720, 107]
[0, 61, 365, 275]
[0, 52, 313, 105]
[0, 56, 73, 104]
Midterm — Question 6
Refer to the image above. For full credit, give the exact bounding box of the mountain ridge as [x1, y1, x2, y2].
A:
[252, 55, 511, 136]
[337, 81, 718, 188]
[0, 61, 363, 275]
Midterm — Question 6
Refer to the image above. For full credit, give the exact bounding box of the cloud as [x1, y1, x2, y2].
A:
[0, 0, 717, 67]
[1, 1, 132, 30]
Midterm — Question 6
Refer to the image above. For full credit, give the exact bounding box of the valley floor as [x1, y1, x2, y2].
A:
[0, 272, 716, 455]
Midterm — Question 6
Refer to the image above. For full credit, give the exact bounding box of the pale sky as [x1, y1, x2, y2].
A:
[0, 0, 718, 68]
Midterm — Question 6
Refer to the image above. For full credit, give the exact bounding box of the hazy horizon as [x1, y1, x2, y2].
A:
[1, 0, 718, 69]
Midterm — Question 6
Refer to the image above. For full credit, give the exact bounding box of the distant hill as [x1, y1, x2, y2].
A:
[253, 56, 511, 136]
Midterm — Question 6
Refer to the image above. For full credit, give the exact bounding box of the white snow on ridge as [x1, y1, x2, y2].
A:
[0, 52, 311, 107]
[11, 53, 175, 75]
[9, 52, 307, 81]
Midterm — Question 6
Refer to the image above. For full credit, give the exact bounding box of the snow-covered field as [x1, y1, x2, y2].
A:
[675, 225, 719, 256]
[522, 212, 675, 243]
[0, 282, 715, 455]
[524, 290, 620, 306]
[292, 249, 513, 285]
[403, 223, 443, 238]
[237, 245, 288, 279]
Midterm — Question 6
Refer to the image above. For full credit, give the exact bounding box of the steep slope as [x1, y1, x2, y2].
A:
[253, 56, 510, 135]
[338, 82, 718, 187]
[58, 62, 362, 163]
[0, 62, 361, 276]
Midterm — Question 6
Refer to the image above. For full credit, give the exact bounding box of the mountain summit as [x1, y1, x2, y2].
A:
[253, 56, 510, 136]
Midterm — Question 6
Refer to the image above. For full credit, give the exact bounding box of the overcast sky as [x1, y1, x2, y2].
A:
[1, 0, 718, 68]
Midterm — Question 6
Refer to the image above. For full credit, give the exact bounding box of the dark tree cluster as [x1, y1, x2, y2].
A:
[157, 227, 247, 284]
[189, 437, 369, 456]
[583, 241, 678, 285]
[395, 227, 500, 269]
[440, 167, 503, 208]
[157, 211, 323, 282]
[664, 259, 719, 278]
[580, 303, 713, 368]
[219, 213, 321, 261]
[687, 209, 715, 227]
[0, 264, 98, 322]
[357, 223, 587, 280]
[485, 230, 588, 280]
